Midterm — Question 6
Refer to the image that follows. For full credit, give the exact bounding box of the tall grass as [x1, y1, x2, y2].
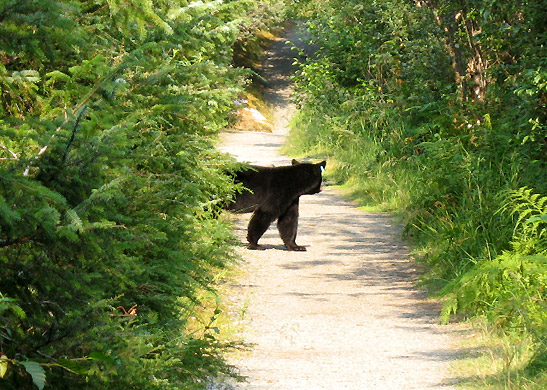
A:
[286, 91, 547, 389]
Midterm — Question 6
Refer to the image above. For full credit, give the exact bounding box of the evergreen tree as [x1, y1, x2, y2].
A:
[1, 1, 286, 388]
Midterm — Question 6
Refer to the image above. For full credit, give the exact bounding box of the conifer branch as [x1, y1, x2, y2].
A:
[0, 235, 34, 248]
[23, 70, 118, 176]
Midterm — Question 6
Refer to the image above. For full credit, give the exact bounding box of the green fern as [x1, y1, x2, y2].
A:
[506, 187, 547, 255]
[441, 253, 546, 336]
[442, 187, 547, 338]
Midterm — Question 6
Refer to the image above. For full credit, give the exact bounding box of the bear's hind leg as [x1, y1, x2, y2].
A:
[247, 209, 275, 250]
[277, 200, 306, 251]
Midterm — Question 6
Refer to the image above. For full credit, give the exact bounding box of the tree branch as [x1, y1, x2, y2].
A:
[23, 70, 117, 176]
[0, 144, 19, 160]
[0, 235, 34, 248]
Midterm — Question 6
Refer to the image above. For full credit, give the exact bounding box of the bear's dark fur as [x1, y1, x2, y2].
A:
[227, 159, 326, 251]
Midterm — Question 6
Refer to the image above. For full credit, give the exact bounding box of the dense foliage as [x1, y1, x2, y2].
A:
[0, 0, 287, 388]
[288, 0, 546, 383]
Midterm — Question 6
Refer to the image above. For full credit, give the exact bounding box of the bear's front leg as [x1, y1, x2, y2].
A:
[277, 200, 306, 251]
[247, 209, 275, 250]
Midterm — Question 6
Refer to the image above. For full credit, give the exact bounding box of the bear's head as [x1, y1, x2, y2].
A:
[291, 159, 327, 195]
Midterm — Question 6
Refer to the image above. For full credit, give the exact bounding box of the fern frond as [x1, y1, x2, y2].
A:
[504, 187, 547, 255]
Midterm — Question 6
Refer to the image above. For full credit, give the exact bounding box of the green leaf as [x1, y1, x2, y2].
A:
[21, 361, 46, 390]
[527, 214, 547, 224]
[0, 355, 8, 378]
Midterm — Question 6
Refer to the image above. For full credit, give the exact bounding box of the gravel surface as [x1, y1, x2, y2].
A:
[215, 23, 464, 390]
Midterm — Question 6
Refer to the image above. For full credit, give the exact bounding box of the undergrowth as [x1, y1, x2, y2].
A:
[286, 0, 546, 387]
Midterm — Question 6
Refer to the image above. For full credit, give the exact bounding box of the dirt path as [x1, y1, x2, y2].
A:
[216, 23, 463, 390]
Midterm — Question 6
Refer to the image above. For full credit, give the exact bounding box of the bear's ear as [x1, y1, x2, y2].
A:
[319, 161, 326, 173]
[291, 159, 300, 165]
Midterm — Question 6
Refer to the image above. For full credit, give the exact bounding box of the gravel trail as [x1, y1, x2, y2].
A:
[217, 23, 463, 390]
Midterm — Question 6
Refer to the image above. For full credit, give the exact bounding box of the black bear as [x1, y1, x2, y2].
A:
[228, 159, 326, 251]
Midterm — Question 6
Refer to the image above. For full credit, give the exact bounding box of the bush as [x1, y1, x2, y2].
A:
[0, 0, 287, 388]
